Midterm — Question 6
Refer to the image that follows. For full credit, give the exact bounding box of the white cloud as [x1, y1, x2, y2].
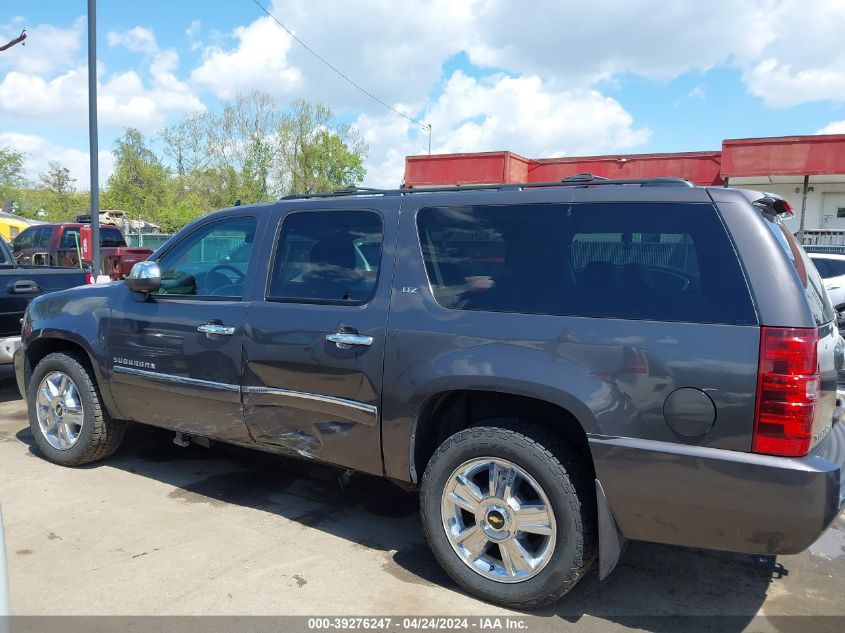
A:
[0, 132, 114, 190]
[191, 0, 472, 111]
[688, 85, 706, 99]
[107, 27, 158, 54]
[463, 0, 845, 108]
[0, 35, 203, 133]
[466, 1, 775, 86]
[185, 20, 202, 51]
[355, 71, 650, 188]
[740, 0, 845, 106]
[190, 16, 301, 100]
[745, 59, 845, 108]
[818, 120, 845, 135]
[0, 17, 84, 75]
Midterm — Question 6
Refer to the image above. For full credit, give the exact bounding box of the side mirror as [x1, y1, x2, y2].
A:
[126, 261, 161, 294]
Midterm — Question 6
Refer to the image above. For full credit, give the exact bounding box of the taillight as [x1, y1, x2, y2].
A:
[85, 274, 94, 284]
[753, 327, 819, 457]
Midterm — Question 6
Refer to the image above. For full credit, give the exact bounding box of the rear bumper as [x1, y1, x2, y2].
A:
[0, 336, 20, 365]
[591, 422, 845, 555]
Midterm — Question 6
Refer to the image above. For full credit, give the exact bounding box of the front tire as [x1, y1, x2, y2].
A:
[420, 422, 596, 609]
[27, 352, 125, 466]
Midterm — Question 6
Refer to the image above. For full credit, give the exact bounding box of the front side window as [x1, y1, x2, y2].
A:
[417, 202, 757, 325]
[155, 216, 257, 299]
[268, 211, 383, 304]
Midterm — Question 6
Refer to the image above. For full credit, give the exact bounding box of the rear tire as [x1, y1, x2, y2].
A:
[27, 351, 125, 466]
[420, 421, 596, 610]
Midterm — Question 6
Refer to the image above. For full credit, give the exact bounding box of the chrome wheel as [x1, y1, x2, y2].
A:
[35, 371, 84, 451]
[441, 457, 556, 583]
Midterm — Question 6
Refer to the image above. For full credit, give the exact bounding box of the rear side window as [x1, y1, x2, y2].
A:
[268, 211, 383, 304]
[417, 202, 757, 325]
[764, 218, 834, 324]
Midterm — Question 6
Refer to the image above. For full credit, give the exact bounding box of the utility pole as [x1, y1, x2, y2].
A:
[87, 0, 101, 277]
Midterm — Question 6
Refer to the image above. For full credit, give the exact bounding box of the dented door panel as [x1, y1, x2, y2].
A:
[240, 201, 398, 475]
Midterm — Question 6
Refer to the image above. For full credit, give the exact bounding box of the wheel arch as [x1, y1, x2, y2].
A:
[23, 333, 120, 419]
[410, 389, 595, 485]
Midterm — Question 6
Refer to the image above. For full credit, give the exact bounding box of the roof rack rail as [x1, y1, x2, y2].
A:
[276, 174, 694, 200]
[280, 185, 400, 200]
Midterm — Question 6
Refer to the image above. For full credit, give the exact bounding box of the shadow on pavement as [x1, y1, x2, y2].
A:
[0, 366, 21, 403]
[4, 366, 774, 631]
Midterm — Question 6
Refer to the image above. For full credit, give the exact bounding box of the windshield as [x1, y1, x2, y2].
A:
[810, 256, 845, 280]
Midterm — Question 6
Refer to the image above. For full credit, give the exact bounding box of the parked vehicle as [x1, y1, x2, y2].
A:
[0, 211, 36, 241]
[809, 253, 845, 311]
[75, 210, 161, 234]
[0, 236, 88, 364]
[13, 178, 845, 609]
[11, 223, 153, 280]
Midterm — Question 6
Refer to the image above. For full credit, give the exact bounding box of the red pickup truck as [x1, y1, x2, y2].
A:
[11, 223, 153, 280]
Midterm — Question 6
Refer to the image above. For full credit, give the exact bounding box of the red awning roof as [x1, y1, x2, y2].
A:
[403, 134, 845, 187]
[721, 135, 845, 178]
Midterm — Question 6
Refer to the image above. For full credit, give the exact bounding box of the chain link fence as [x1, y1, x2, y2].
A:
[125, 233, 173, 251]
[126, 233, 247, 263]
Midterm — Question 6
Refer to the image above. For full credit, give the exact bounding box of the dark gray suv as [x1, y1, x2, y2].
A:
[13, 177, 845, 609]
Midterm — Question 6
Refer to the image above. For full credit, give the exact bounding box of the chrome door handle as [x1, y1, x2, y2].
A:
[197, 323, 235, 336]
[326, 332, 373, 349]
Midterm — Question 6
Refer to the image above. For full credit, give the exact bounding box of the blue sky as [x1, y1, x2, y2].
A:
[2, 0, 845, 189]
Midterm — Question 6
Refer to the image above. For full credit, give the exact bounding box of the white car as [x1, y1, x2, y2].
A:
[809, 253, 845, 311]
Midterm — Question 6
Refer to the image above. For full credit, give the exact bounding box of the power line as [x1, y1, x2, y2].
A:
[249, 0, 432, 150]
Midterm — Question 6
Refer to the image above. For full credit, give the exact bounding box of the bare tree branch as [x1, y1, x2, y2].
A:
[0, 30, 26, 52]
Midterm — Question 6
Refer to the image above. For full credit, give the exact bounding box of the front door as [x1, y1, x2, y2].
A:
[107, 215, 261, 443]
[241, 205, 396, 475]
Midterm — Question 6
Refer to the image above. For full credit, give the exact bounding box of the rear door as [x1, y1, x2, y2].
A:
[241, 203, 397, 475]
[107, 214, 262, 442]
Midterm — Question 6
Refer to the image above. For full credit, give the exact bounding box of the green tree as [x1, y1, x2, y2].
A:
[0, 146, 26, 210]
[278, 99, 367, 195]
[104, 128, 171, 226]
[161, 91, 281, 206]
[38, 161, 78, 221]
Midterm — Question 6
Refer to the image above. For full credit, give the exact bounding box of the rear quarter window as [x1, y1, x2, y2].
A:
[764, 218, 834, 325]
[416, 202, 757, 325]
